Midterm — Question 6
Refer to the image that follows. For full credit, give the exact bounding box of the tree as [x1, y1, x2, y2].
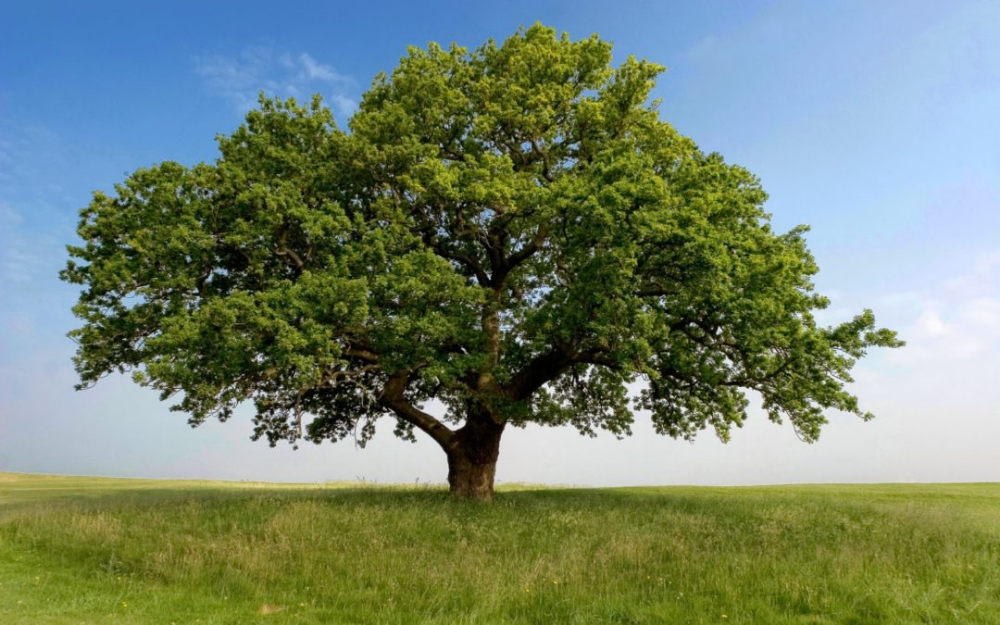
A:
[62, 25, 901, 500]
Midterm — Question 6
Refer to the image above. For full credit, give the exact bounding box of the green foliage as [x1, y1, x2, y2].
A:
[62, 24, 901, 451]
[3, 474, 1000, 623]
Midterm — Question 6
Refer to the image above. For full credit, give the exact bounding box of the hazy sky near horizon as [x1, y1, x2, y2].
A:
[1, 0, 997, 486]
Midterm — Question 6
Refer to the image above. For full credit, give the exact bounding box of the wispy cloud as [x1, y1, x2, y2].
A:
[194, 46, 358, 121]
[0, 203, 23, 227]
[0, 120, 83, 308]
[296, 53, 345, 82]
[0, 202, 42, 294]
[0, 138, 12, 169]
[879, 250, 1000, 365]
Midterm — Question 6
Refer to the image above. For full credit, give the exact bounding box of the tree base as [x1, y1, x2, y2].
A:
[447, 456, 497, 501]
[444, 407, 504, 501]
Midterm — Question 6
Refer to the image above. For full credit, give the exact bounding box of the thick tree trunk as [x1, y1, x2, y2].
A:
[446, 414, 504, 501]
[447, 452, 498, 500]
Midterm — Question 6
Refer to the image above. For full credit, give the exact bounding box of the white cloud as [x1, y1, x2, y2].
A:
[880, 250, 1000, 366]
[913, 309, 949, 338]
[298, 53, 346, 83]
[944, 251, 1000, 293]
[0, 202, 43, 294]
[194, 46, 357, 121]
[330, 94, 359, 120]
[964, 297, 1000, 333]
[0, 248, 39, 286]
[0, 138, 11, 167]
[0, 202, 22, 226]
[0, 120, 83, 306]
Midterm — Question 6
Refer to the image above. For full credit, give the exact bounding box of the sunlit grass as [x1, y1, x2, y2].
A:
[1, 473, 998, 623]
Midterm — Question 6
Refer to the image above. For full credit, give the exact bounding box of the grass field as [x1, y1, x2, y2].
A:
[1, 473, 998, 623]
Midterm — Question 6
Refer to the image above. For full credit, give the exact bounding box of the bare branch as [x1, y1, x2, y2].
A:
[414, 211, 492, 287]
[528, 138, 555, 182]
[504, 227, 548, 271]
[378, 370, 455, 450]
[343, 348, 380, 363]
[275, 228, 305, 270]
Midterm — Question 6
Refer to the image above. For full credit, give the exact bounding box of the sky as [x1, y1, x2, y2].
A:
[0, 0, 997, 486]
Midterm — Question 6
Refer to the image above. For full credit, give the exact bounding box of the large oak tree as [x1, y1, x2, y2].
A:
[62, 25, 901, 499]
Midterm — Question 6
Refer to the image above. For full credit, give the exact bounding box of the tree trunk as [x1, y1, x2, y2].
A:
[446, 414, 504, 501]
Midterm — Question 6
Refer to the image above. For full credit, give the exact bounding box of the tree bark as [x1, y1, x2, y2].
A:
[446, 412, 505, 501]
[381, 371, 508, 501]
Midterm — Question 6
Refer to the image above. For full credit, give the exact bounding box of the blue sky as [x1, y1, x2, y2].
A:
[1, 1, 998, 485]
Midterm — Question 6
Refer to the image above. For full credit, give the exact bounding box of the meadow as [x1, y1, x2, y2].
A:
[1, 472, 998, 623]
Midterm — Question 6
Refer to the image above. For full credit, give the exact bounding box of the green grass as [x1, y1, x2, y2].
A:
[1, 473, 999, 623]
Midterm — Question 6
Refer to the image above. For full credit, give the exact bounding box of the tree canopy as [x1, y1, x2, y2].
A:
[62, 25, 901, 499]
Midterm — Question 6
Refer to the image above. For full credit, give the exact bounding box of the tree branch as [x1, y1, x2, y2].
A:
[378, 370, 455, 450]
[344, 347, 380, 363]
[416, 221, 491, 287]
[505, 342, 623, 402]
[506, 349, 568, 401]
[528, 138, 555, 182]
[503, 227, 548, 272]
[275, 228, 305, 270]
